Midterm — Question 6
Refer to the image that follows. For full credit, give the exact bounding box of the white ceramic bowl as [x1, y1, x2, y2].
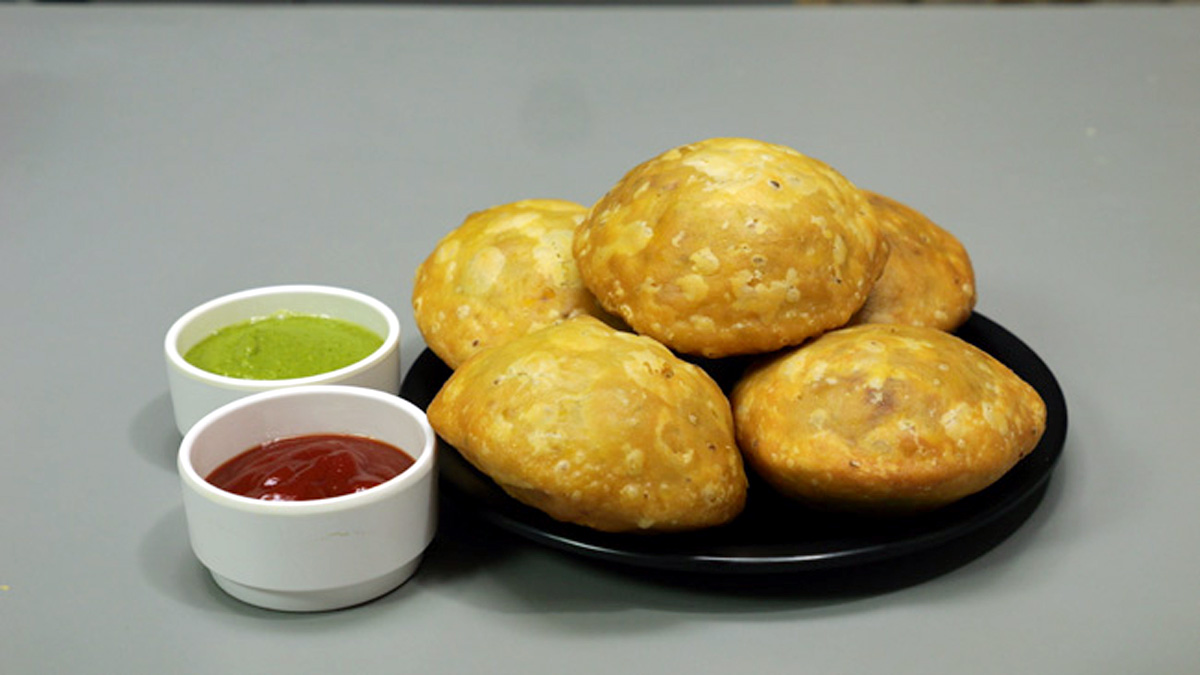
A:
[178, 385, 437, 612]
[165, 285, 401, 435]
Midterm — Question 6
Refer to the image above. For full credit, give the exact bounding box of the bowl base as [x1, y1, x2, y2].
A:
[210, 556, 422, 612]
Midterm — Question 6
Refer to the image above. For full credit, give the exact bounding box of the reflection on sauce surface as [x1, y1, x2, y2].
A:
[206, 434, 416, 501]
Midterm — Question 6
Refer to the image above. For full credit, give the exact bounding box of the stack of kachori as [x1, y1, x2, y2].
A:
[412, 137, 1046, 531]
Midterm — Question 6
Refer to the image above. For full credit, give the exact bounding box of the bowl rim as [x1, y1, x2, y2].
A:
[177, 385, 437, 515]
[164, 284, 401, 389]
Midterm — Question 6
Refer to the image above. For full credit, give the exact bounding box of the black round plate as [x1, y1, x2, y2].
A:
[400, 313, 1067, 575]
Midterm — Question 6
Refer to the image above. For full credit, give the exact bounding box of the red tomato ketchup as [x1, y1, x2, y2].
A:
[206, 434, 416, 501]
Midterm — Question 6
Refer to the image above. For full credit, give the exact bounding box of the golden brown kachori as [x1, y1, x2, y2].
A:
[412, 199, 611, 369]
[427, 316, 748, 533]
[731, 323, 1046, 514]
[849, 191, 976, 331]
[574, 137, 888, 359]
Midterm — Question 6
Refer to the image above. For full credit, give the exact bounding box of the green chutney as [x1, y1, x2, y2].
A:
[184, 311, 384, 380]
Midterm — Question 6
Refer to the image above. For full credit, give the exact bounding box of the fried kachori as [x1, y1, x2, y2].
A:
[731, 323, 1046, 513]
[427, 316, 748, 532]
[849, 191, 976, 331]
[412, 199, 611, 369]
[573, 137, 888, 358]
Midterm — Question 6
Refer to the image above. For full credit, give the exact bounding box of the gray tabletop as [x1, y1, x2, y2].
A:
[4, 5, 1199, 674]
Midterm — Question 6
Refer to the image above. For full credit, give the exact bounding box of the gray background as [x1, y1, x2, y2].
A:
[3, 5, 1199, 673]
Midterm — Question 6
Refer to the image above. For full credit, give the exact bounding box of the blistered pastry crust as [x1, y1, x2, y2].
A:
[412, 199, 610, 369]
[427, 316, 747, 532]
[731, 323, 1046, 513]
[849, 191, 976, 331]
[574, 138, 887, 358]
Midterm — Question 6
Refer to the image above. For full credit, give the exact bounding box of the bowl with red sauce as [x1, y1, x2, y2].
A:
[165, 285, 401, 435]
[178, 385, 436, 612]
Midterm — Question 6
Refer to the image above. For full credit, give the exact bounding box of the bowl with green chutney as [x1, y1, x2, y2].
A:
[165, 285, 401, 435]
